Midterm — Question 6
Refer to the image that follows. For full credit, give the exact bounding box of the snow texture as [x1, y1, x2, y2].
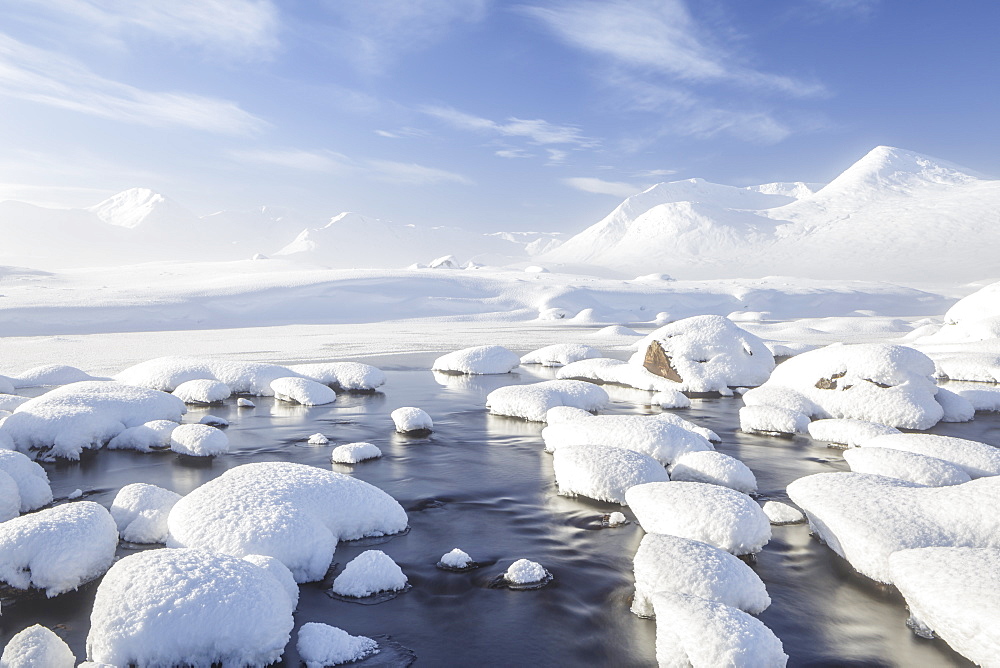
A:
[860, 433, 1000, 478]
[307, 433, 329, 445]
[541, 413, 712, 465]
[0, 472, 19, 522]
[557, 358, 693, 403]
[625, 481, 771, 555]
[170, 424, 229, 457]
[0, 395, 29, 412]
[270, 377, 337, 406]
[762, 501, 804, 525]
[331, 550, 408, 597]
[843, 447, 971, 487]
[0, 501, 118, 596]
[107, 419, 176, 452]
[0, 381, 186, 460]
[116, 357, 295, 395]
[440, 548, 472, 568]
[391, 407, 433, 433]
[331, 442, 382, 464]
[172, 379, 231, 404]
[432, 345, 521, 375]
[0, 624, 75, 668]
[111, 483, 182, 543]
[287, 362, 387, 391]
[631, 533, 770, 618]
[0, 449, 52, 511]
[87, 548, 295, 668]
[9, 365, 99, 388]
[297, 623, 379, 668]
[486, 380, 608, 422]
[806, 418, 900, 447]
[553, 444, 669, 504]
[505, 559, 547, 585]
[520, 343, 602, 367]
[787, 473, 1000, 583]
[167, 462, 408, 582]
[668, 451, 757, 494]
[739, 405, 810, 435]
[936, 387, 975, 422]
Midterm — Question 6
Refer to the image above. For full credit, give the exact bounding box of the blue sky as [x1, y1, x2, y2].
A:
[0, 0, 997, 232]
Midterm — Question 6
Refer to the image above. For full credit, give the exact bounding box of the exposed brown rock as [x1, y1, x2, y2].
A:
[643, 340, 684, 383]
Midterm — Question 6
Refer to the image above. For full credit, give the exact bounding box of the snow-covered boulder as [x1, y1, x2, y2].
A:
[331, 442, 382, 464]
[787, 473, 1000, 583]
[86, 548, 295, 668]
[116, 357, 294, 395]
[308, 433, 329, 445]
[486, 380, 608, 422]
[1, 625, 75, 668]
[331, 550, 407, 597]
[297, 623, 379, 668]
[270, 377, 337, 406]
[170, 424, 229, 457]
[439, 548, 473, 569]
[888, 547, 1000, 667]
[741, 344, 946, 431]
[10, 364, 99, 388]
[668, 451, 757, 494]
[0, 381, 186, 460]
[106, 419, 177, 452]
[860, 433, 1000, 478]
[651, 593, 787, 667]
[806, 418, 900, 447]
[0, 501, 118, 596]
[542, 414, 713, 465]
[632, 533, 770, 618]
[630, 315, 775, 394]
[171, 379, 231, 405]
[553, 444, 669, 504]
[625, 481, 771, 555]
[288, 362, 387, 391]
[843, 447, 971, 487]
[199, 414, 228, 427]
[391, 407, 433, 433]
[0, 394, 29, 412]
[652, 412, 721, 442]
[505, 559, 548, 585]
[111, 483, 182, 543]
[237, 398, 255, 407]
[520, 344, 602, 367]
[167, 462, 408, 582]
[763, 501, 804, 525]
[557, 359, 692, 405]
[935, 387, 975, 422]
[739, 405, 810, 435]
[432, 345, 520, 375]
[0, 449, 52, 511]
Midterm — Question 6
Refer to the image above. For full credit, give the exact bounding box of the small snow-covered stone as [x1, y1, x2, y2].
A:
[331, 442, 382, 464]
[860, 433, 1000, 478]
[172, 379, 231, 405]
[557, 358, 691, 399]
[170, 424, 229, 457]
[486, 380, 608, 422]
[762, 501, 805, 525]
[111, 483, 182, 544]
[107, 420, 177, 452]
[297, 623, 379, 668]
[843, 447, 971, 487]
[237, 398, 255, 408]
[307, 433, 329, 445]
[198, 414, 228, 427]
[505, 559, 547, 585]
[806, 418, 900, 447]
[668, 451, 757, 494]
[739, 405, 810, 435]
[270, 377, 337, 406]
[67, 488, 83, 499]
[391, 407, 433, 433]
[606, 511, 627, 526]
[432, 345, 521, 375]
[440, 548, 472, 569]
[520, 344, 601, 367]
[553, 444, 669, 504]
[1, 624, 75, 668]
[331, 550, 407, 598]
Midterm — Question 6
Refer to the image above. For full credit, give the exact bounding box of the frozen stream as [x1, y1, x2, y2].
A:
[0, 352, 985, 666]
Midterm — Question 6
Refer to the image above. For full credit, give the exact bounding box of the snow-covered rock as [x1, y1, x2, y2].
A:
[553, 444, 669, 504]
[391, 407, 433, 433]
[270, 377, 337, 406]
[170, 424, 229, 457]
[625, 481, 771, 555]
[542, 414, 713, 465]
[762, 501, 804, 525]
[9, 364, 98, 388]
[739, 405, 810, 435]
[198, 414, 228, 427]
[116, 357, 294, 395]
[172, 379, 231, 405]
[631, 533, 770, 618]
[860, 433, 1000, 478]
[331, 550, 407, 597]
[787, 473, 1000, 583]
[111, 483, 182, 543]
[330, 442, 382, 464]
[288, 362, 387, 391]
[0, 472, 20, 522]
[843, 447, 971, 487]
[0, 376, 14, 395]
[1, 624, 75, 668]
[935, 387, 975, 422]
[0, 381, 186, 460]
[87, 548, 295, 668]
[167, 462, 408, 582]
[432, 345, 521, 375]
[308, 433, 329, 445]
[0, 501, 118, 596]
[505, 559, 547, 585]
[237, 398, 256, 408]
[557, 358, 693, 403]
[486, 380, 608, 422]
[107, 419, 176, 452]
[520, 344, 602, 367]
[297, 623, 379, 668]
[805, 418, 900, 447]
[439, 548, 472, 569]
[0, 449, 52, 511]
[0, 394, 29, 412]
[668, 451, 757, 494]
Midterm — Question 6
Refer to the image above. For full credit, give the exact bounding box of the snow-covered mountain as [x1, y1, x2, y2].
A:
[540, 146, 1000, 282]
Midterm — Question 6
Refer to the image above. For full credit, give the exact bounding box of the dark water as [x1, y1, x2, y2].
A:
[0, 353, 985, 667]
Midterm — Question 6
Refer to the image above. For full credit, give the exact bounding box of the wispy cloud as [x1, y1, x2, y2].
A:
[0, 34, 265, 134]
[368, 160, 473, 185]
[563, 177, 644, 198]
[422, 105, 595, 147]
[495, 148, 533, 159]
[228, 148, 348, 171]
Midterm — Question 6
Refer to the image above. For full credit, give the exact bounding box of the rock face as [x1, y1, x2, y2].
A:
[643, 340, 683, 383]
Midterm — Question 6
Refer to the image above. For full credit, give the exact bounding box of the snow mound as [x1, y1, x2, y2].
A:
[632, 533, 770, 618]
[630, 315, 775, 394]
[787, 473, 1000, 583]
[742, 343, 946, 430]
[654, 412, 720, 442]
[843, 447, 971, 487]
[331, 442, 382, 464]
[297, 623, 379, 668]
[331, 549, 408, 597]
[391, 407, 433, 433]
[668, 451, 757, 494]
[0, 472, 19, 522]
[116, 357, 294, 395]
[557, 358, 693, 402]
[0, 449, 52, 511]
[944, 280, 1000, 325]
[542, 413, 713, 465]
[0, 394, 29, 412]
[806, 418, 900, 447]
[652, 592, 787, 667]
[10, 364, 99, 388]
[166, 462, 408, 582]
[739, 405, 810, 435]
[763, 501, 804, 524]
[889, 547, 1000, 667]
[440, 548, 472, 569]
[432, 345, 521, 375]
[288, 362, 387, 391]
[625, 481, 771, 555]
[0, 501, 118, 596]
[308, 433, 329, 445]
[1, 624, 75, 668]
[107, 419, 176, 452]
[199, 414, 227, 427]
[270, 377, 337, 406]
[486, 380, 608, 422]
[0, 376, 13, 395]
[505, 559, 547, 585]
[172, 379, 230, 405]
[935, 387, 975, 422]
[860, 433, 1000, 478]
[520, 344, 602, 367]
[237, 398, 255, 407]
[0, 381, 186, 460]
[591, 325, 640, 337]
[170, 424, 229, 457]
[86, 548, 295, 668]
[553, 444, 669, 504]
[111, 483, 182, 543]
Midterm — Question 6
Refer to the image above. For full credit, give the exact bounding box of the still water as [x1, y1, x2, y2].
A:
[0, 353, 985, 666]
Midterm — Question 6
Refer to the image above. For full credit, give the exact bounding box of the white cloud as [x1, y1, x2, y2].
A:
[563, 177, 643, 198]
[545, 149, 568, 165]
[495, 149, 533, 159]
[0, 34, 265, 134]
[634, 168, 678, 178]
[367, 160, 473, 185]
[228, 148, 347, 171]
[422, 105, 594, 146]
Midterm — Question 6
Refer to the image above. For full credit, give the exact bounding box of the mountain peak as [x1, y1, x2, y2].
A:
[87, 187, 190, 229]
[817, 146, 981, 198]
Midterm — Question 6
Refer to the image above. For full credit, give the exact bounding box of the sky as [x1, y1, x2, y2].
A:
[0, 0, 998, 233]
